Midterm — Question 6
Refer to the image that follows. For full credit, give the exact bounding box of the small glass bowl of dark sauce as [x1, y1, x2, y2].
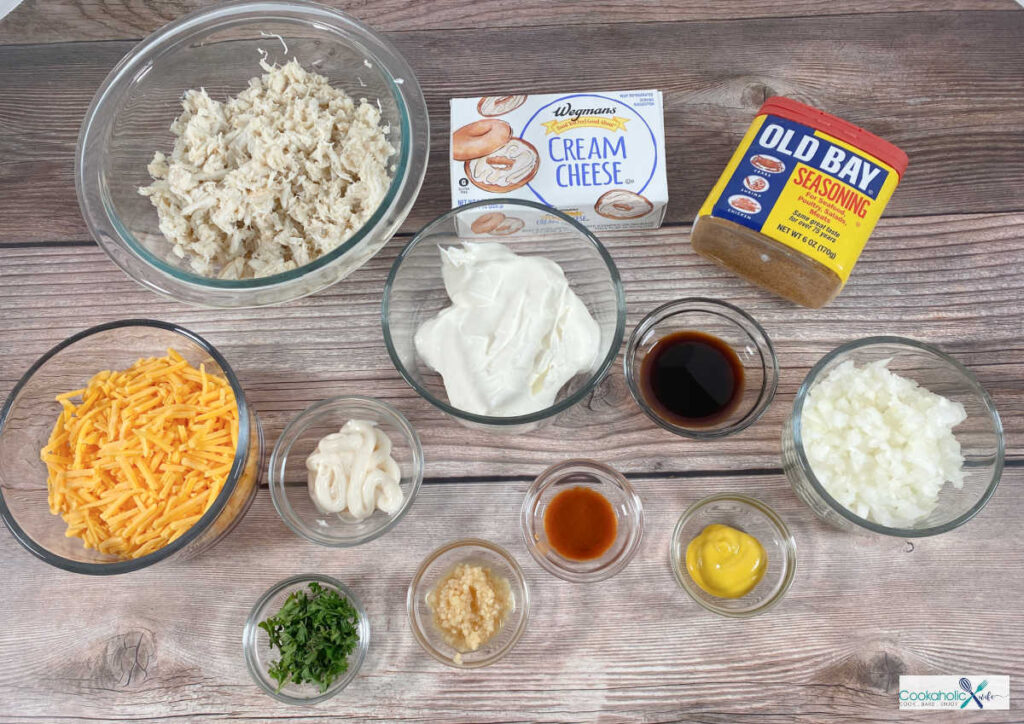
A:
[625, 298, 779, 439]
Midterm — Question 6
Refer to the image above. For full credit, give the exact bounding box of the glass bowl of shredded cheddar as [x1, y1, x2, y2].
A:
[0, 320, 263, 574]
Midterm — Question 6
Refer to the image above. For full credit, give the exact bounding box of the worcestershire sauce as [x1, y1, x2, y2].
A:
[640, 331, 743, 426]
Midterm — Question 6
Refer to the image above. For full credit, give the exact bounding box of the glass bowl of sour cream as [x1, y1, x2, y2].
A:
[381, 200, 626, 433]
[268, 396, 423, 547]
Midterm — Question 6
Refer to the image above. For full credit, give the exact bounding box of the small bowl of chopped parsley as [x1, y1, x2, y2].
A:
[243, 574, 369, 703]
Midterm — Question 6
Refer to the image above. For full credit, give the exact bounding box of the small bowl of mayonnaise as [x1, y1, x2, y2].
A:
[268, 396, 424, 547]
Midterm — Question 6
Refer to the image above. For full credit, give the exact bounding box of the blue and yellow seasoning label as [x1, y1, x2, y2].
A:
[697, 114, 900, 281]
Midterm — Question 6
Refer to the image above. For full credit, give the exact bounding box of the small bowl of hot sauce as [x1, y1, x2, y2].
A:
[521, 459, 644, 583]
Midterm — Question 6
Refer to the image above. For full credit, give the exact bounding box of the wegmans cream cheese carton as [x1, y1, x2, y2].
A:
[450, 91, 668, 233]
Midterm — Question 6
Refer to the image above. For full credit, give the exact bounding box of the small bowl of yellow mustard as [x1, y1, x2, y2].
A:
[669, 494, 796, 617]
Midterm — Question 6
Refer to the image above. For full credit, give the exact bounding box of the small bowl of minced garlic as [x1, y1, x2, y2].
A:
[268, 396, 424, 547]
[407, 539, 530, 668]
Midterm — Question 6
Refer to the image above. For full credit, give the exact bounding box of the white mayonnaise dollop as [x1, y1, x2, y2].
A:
[305, 419, 404, 520]
[413, 242, 601, 416]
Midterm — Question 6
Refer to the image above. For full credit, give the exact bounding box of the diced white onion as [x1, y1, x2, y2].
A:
[802, 358, 966, 528]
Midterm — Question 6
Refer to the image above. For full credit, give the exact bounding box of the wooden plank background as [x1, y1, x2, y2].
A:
[0, 1, 1022, 721]
[4, 10, 1024, 243]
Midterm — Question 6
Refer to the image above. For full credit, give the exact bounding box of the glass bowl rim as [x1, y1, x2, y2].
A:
[789, 335, 1005, 538]
[242, 572, 370, 704]
[75, 0, 418, 291]
[406, 537, 531, 669]
[380, 198, 627, 426]
[267, 395, 424, 547]
[0, 318, 254, 575]
[624, 297, 780, 439]
[520, 458, 644, 583]
[670, 493, 797, 618]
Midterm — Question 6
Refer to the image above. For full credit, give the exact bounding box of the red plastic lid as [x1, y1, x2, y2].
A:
[757, 97, 908, 178]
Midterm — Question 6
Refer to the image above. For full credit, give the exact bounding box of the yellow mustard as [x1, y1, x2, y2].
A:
[685, 524, 766, 599]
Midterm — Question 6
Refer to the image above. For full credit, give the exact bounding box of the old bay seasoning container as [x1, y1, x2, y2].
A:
[691, 98, 908, 308]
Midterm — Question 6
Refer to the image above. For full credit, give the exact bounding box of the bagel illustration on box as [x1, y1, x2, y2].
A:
[469, 211, 507, 234]
[452, 119, 511, 161]
[466, 138, 539, 193]
[477, 95, 528, 117]
[488, 215, 525, 235]
[468, 211, 525, 236]
[594, 189, 654, 219]
[452, 119, 540, 193]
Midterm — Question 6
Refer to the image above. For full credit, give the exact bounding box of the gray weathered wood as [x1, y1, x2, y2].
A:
[2, 11, 1024, 243]
[2, 1, 1023, 721]
[0, 474, 1021, 722]
[2, 215, 1022, 479]
[0, 0, 1013, 44]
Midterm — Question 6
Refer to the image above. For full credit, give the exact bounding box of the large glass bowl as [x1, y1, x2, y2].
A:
[243, 573, 370, 704]
[381, 200, 626, 433]
[76, 0, 429, 307]
[783, 337, 1004, 537]
[0, 320, 263, 574]
[268, 396, 423, 547]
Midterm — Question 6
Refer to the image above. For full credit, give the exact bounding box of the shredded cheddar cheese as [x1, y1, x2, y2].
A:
[40, 349, 239, 559]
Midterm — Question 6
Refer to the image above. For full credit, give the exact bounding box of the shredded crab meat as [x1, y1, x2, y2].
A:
[139, 59, 394, 279]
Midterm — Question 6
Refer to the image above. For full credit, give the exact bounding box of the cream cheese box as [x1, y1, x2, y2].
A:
[450, 90, 668, 233]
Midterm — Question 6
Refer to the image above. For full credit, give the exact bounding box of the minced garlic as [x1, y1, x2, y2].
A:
[139, 59, 394, 279]
[427, 562, 512, 654]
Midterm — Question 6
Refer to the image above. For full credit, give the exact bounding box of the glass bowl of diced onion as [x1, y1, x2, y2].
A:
[0, 319, 263, 574]
[783, 336, 1004, 537]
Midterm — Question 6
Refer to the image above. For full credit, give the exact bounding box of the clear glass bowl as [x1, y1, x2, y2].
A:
[783, 336, 1005, 537]
[0, 320, 263, 574]
[407, 539, 530, 668]
[670, 494, 796, 618]
[243, 573, 370, 704]
[268, 396, 423, 547]
[381, 199, 626, 433]
[521, 459, 643, 583]
[76, 0, 429, 307]
[624, 297, 779, 438]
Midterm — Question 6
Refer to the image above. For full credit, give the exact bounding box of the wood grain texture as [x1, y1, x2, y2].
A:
[0, 0, 1014, 44]
[2, 2, 1024, 721]
[1, 214, 1022, 480]
[0, 473, 1022, 723]
[2, 11, 1024, 243]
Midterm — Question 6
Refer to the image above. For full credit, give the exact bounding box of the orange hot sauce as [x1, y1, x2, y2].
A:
[543, 486, 617, 561]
